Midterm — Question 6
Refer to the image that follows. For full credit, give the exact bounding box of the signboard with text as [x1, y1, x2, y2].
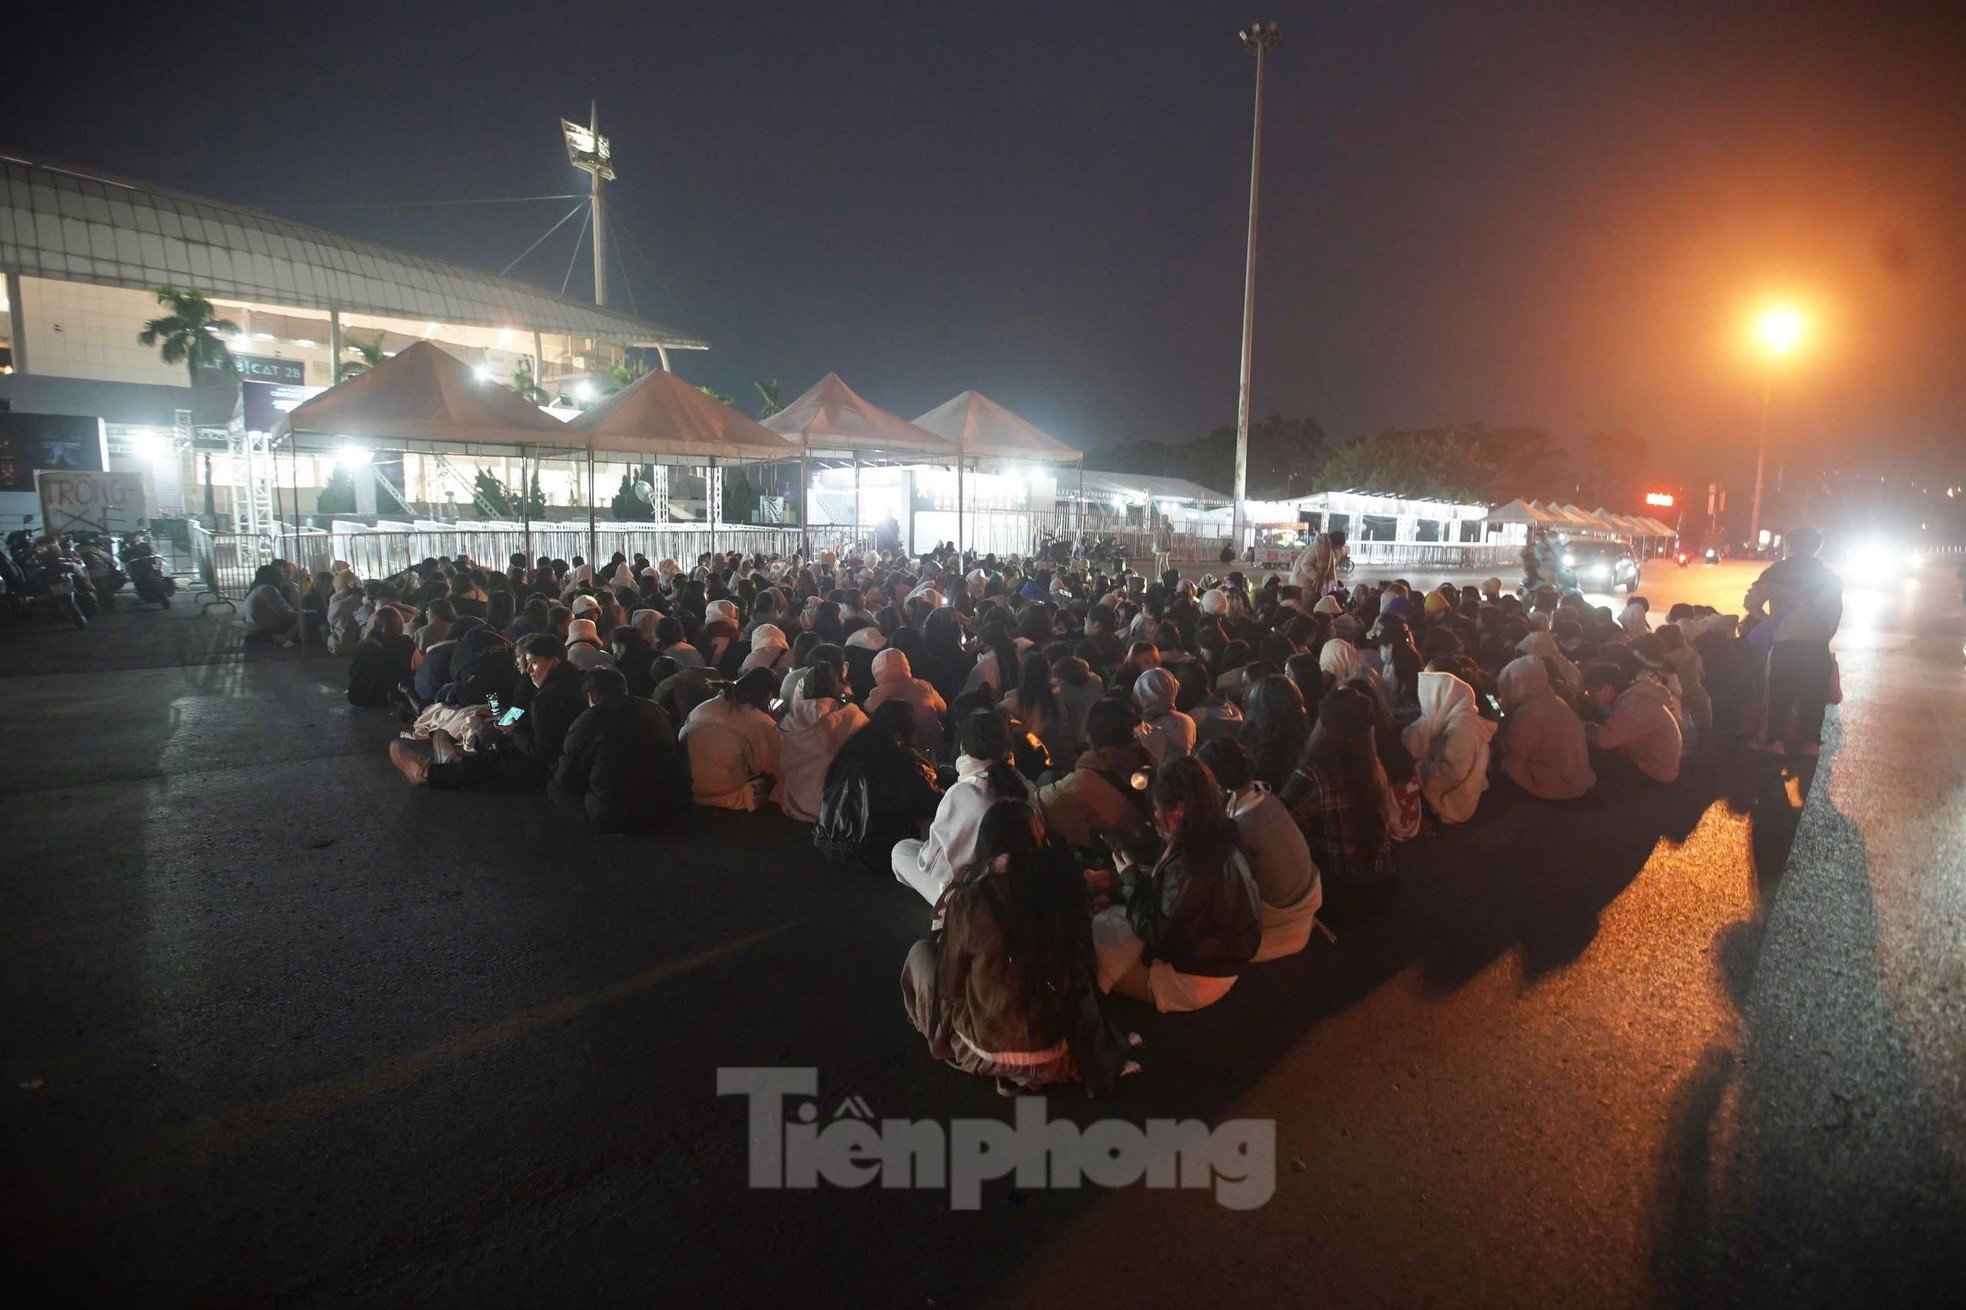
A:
[36, 469, 148, 536]
[242, 380, 327, 432]
[202, 353, 308, 385]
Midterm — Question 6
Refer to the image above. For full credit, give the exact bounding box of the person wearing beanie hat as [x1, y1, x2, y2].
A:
[1199, 588, 1230, 618]
[863, 646, 947, 751]
[1480, 577, 1505, 601]
[1132, 666, 1197, 764]
[569, 593, 600, 618]
[562, 617, 616, 672]
[1312, 594, 1344, 617]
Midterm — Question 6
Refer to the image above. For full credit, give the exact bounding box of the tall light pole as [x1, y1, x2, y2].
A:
[1748, 305, 1804, 549]
[1232, 22, 1280, 554]
[562, 103, 615, 307]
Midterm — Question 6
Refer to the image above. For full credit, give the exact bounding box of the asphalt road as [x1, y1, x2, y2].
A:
[1, 560, 1962, 1307]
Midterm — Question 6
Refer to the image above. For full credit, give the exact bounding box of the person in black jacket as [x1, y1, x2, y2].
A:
[347, 608, 414, 707]
[503, 634, 586, 786]
[610, 624, 660, 698]
[549, 668, 690, 832]
[814, 700, 943, 874]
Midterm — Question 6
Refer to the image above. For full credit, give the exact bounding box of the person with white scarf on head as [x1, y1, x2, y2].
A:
[741, 623, 792, 675]
[1516, 630, 1583, 696]
[1132, 667, 1196, 764]
[770, 666, 868, 822]
[1401, 670, 1496, 825]
[1318, 637, 1364, 685]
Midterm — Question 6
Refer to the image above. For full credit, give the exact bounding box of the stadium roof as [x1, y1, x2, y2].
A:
[0, 153, 706, 349]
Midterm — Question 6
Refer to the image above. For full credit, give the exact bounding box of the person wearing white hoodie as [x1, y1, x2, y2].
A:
[892, 710, 1037, 907]
[1401, 669, 1497, 825]
[863, 647, 947, 753]
[1495, 655, 1595, 800]
[770, 665, 869, 822]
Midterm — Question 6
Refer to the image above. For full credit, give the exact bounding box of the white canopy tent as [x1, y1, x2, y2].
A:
[914, 391, 1084, 550]
[763, 373, 957, 553]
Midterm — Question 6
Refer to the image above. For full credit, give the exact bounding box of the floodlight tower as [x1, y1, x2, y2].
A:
[562, 102, 616, 307]
[1232, 21, 1281, 553]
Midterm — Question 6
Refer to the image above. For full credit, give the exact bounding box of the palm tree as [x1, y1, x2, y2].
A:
[338, 332, 387, 382]
[510, 361, 547, 404]
[601, 360, 648, 397]
[754, 379, 783, 419]
[137, 289, 238, 387]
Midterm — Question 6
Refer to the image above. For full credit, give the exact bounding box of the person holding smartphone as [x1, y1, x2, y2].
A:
[1088, 758, 1263, 1013]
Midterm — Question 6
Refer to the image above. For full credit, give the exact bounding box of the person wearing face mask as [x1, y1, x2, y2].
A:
[1086, 756, 1263, 1012]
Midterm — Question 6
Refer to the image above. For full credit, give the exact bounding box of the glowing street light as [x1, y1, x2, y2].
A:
[1749, 303, 1807, 548]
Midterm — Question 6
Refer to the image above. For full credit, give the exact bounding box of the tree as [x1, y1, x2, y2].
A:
[1078, 414, 1328, 498]
[473, 468, 514, 517]
[754, 379, 783, 419]
[601, 360, 647, 397]
[722, 470, 760, 524]
[696, 383, 737, 407]
[524, 469, 547, 518]
[136, 289, 237, 386]
[316, 467, 357, 515]
[1314, 430, 1495, 503]
[510, 361, 547, 404]
[1583, 430, 1647, 508]
[338, 332, 386, 382]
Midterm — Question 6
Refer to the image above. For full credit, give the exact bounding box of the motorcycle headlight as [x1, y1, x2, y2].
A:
[1562, 553, 1576, 566]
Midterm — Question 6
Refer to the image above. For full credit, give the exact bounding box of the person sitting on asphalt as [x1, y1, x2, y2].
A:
[500, 634, 589, 787]
[347, 607, 413, 708]
[1280, 684, 1397, 922]
[325, 569, 365, 654]
[1131, 666, 1196, 764]
[893, 709, 1037, 908]
[562, 618, 615, 673]
[1494, 654, 1595, 800]
[901, 800, 1133, 1096]
[862, 646, 947, 754]
[1088, 756, 1263, 1012]
[1036, 696, 1157, 849]
[813, 700, 944, 875]
[1402, 668, 1497, 826]
[1046, 655, 1105, 764]
[610, 624, 659, 698]
[1580, 660, 1683, 784]
[771, 664, 869, 823]
[548, 667, 689, 833]
[653, 615, 707, 669]
[243, 563, 299, 644]
[742, 623, 793, 676]
[409, 597, 456, 660]
[1197, 738, 1322, 963]
[680, 668, 781, 811]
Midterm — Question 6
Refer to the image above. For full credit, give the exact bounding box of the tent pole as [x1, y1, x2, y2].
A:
[1077, 457, 1085, 535]
[585, 444, 598, 567]
[956, 451, 965, 559]
[852, 451, 861, 558]
[800, 438, 811, 560]
[520, 445, 532, 560]
[707, 455, 718, 563]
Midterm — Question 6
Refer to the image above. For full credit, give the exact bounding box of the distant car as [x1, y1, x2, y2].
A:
[1560, 539, 1641, 594]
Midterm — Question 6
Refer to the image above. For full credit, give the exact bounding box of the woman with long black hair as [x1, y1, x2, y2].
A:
[902, 802, 1133, 1095]
[1089, 756, 1263, 1013]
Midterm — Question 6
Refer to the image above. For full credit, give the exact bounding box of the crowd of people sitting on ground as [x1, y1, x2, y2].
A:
[291, 525, 1841, 1096]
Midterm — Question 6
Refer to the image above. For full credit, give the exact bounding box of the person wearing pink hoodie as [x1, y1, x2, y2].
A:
[863, 647, 947, 753]
[771, 665, 869, 822]
[1495, 655, 1595, 800]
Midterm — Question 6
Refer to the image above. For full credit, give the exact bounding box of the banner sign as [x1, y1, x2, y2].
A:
[242, 380, 326, 433]
[202, 353, 308, 385]
[0, 412, 107, 492]
[36, 469, 148, 536]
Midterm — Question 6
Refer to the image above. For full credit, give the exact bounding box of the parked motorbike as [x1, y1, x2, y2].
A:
[34, 543, 89, 629]
[123, 532, 177, 608]
[1676, 550, 1691, 568]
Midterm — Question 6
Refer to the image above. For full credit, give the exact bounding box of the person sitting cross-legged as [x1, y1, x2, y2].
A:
[548, 667, 690, 833]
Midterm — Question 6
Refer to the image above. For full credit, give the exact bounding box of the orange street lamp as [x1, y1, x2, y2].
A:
[1749, 305, 1807, 548]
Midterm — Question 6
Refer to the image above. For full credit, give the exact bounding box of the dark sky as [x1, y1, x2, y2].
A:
[9, 1, 1964, 488]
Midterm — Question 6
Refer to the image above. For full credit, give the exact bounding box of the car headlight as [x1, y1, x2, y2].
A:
[1591, 563, 1611, 579]
[1562, 553, 1576, 566]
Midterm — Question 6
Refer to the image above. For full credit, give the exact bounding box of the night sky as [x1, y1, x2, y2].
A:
[8, 0, 1963, 488]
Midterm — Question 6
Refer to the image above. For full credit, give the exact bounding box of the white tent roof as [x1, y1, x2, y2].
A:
[762, 373, 956, 459]
[271, 341, 575, 451]
[1486, 498, 1563, 526]
[566, 368, 789, 465]
[1078, 467, 1232, 505]
[912, 391, 1081, 463]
